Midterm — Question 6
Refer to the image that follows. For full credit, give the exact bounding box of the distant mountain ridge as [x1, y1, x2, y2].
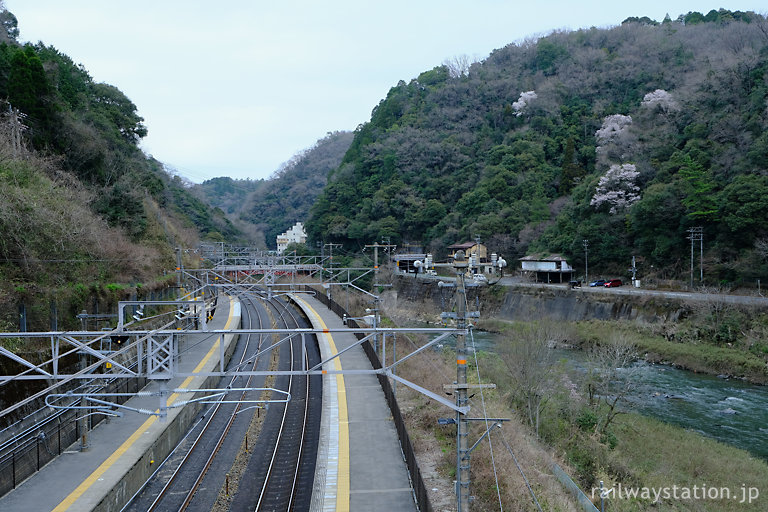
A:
[237, 131, 353, 249]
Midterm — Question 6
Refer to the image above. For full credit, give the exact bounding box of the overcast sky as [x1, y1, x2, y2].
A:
[6, 1, 767, 183]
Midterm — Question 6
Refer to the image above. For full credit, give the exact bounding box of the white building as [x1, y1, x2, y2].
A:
[519, 253, 574, 283]
[276, 222, 307, 254]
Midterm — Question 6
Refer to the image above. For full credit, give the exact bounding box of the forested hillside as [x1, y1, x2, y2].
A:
[307, 10, 768, 284]
[193, 177, 264, 215]
[0, 4, 240, 328]
[239, 131, 353, 249]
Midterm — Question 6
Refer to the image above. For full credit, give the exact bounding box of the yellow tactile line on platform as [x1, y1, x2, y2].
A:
[53, 298, 238, 512]
[292, 296, 350, 512]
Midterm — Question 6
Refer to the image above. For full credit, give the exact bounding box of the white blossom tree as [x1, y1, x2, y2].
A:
[590, 163, 640, 214]
[595, 114, 634, 163]
[443, 54, 476, 78]
[512, 90, 537, 117]
[641, 89, 680, 113]
[595, 114, 632, 145]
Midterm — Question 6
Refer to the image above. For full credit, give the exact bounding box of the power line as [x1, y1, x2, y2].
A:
[497, 430, 544, 512]
[468, 326, 504, 511]
[1, 257, 138, 263]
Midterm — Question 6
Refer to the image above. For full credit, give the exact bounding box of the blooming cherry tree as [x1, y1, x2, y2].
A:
[512, 90, 537, 116]
[595, 114, 634, 162]
[641, 89, 680, 113]
[595, 114, 632, 145]
[590, 163, 640, 214]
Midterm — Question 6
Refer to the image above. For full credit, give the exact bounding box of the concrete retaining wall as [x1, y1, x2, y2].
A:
[388, 276, 688, 325]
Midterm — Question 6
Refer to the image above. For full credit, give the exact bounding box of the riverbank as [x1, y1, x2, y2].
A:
[385, 277, 768, 385]
[379, 280, 768, 509]
[575, 411, 767, 511]
[390, 312, 768, 511]
[574, 320, 768, 385]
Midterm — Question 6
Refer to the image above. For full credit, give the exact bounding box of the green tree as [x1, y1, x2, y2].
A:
[90, 83, 148, 144]
[718, 175, 768, 247]
[8, 46, 52, 140]
[676, 154, 717, 222]
[560, 138, 584, 194]
[629, 183, 685, 265]
[0, 9, 19, 41]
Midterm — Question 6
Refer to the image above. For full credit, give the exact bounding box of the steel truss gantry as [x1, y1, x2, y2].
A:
[1, 255, 470, 427]
[0, 264, 466, 423]
[188, 259, 377, 299]
[0, 323, 465, 419]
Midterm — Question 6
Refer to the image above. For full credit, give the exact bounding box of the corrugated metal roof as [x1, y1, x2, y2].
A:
[519, 253, 569, 262]
[447, 241, 478, 249]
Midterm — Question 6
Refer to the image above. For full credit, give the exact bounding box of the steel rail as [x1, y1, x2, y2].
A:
[144, 294, 265, 512]
[253, 296, 312, 511]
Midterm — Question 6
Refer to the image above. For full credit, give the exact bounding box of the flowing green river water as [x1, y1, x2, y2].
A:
[459, 330, 768, 460]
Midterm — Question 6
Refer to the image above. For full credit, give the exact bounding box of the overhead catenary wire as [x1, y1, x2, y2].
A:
[465, 286, 543, 512]
[386, 316, 453, 384]
[1, 258, 140, 263]
[466, 297, 504, 511]
[497, 430, 544, 512]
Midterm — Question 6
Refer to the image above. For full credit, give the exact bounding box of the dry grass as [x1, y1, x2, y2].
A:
[388, 313, 581, 511]
[383, 289, 768, 511]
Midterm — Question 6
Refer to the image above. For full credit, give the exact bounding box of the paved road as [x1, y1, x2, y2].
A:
[411, 273, 768, 307]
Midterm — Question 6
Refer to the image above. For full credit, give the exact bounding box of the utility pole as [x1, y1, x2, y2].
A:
[176, 247, 183, 299]
[323, 243, 342, 300]
[364, 241, 397, 282]
[6, 105, 26, 157]
[687, 227, 703, 288]
[453, 251, 470, 511]
[583, 239, 589, 283]
[324, 243, 342, 269]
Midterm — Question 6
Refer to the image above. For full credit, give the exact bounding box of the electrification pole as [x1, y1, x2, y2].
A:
[365, 241, 397, 284]
[324, 243, 342, 269]
[324, 243, 342, 300]
[176, 247, 183, 299]
[454, 250, 470, 511]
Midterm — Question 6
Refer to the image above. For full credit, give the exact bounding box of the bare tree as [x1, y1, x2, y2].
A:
[497, 322, 563, 437]
[689, 286, 735, 340]
[755, 238, 768, 261]
[443, 54, 475, 78]
[0, 102, 28, 161]
[584, 333, 639, 435]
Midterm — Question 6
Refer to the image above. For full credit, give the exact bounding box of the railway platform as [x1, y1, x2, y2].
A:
[292, 294, 419, 512]
[0, 296, 241, 512]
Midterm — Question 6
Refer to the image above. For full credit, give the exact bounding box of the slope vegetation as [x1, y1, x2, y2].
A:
[0, 6, 240, 330]
[307, 10, 768, 284]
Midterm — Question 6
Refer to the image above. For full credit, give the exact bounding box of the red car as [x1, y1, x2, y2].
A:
[604, 279, 623, 288]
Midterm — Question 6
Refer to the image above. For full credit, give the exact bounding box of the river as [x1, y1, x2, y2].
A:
[457, 330, 768, 460]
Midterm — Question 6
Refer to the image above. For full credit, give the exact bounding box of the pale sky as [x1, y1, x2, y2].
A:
[6, 1, 767, 183]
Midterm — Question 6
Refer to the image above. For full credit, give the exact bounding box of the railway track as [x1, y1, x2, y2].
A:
[122, 292, 322, 512]
[250, 296, 320, 511]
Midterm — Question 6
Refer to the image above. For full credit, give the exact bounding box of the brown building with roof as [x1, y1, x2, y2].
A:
[447, 241, 488, 262]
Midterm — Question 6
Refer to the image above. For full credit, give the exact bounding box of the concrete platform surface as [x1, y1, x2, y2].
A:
[0, 296, 240, 512]
[293, 294, 418, 512]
